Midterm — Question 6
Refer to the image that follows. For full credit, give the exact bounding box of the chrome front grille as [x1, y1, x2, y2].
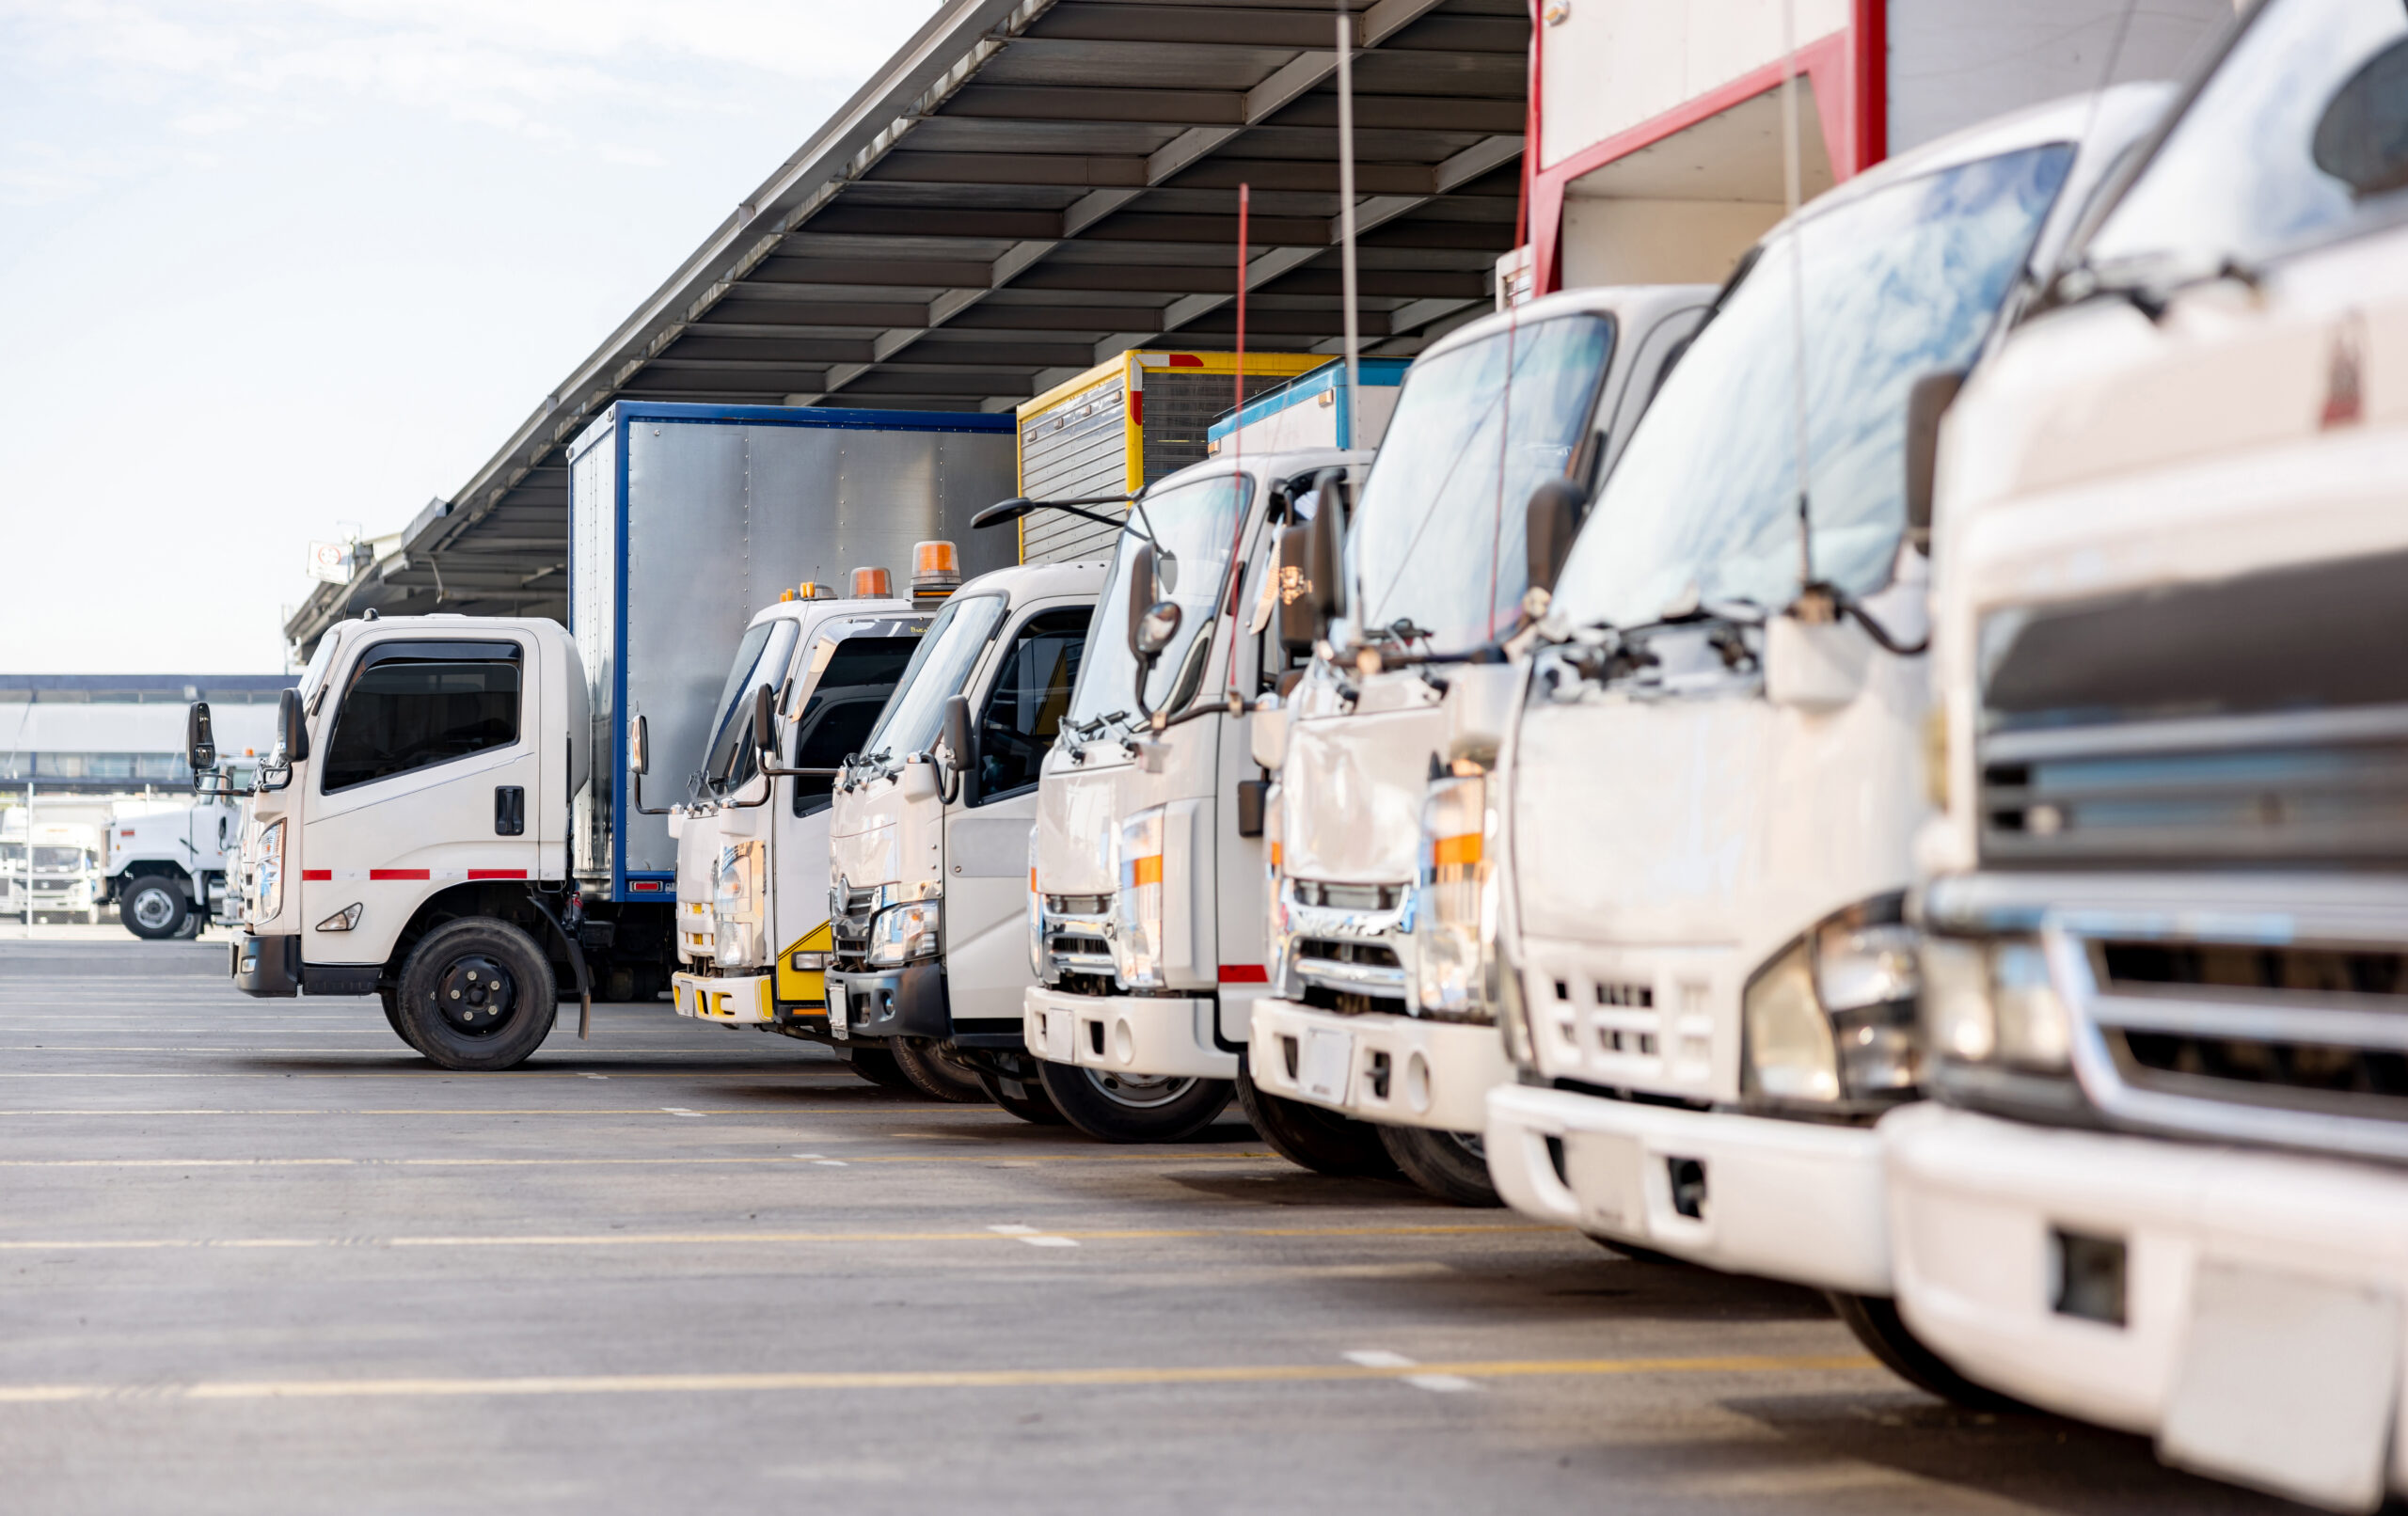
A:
[1039, 894, 1116, 981]
[830, 883, 884, 963]
[1280, 877, 1413, 1007]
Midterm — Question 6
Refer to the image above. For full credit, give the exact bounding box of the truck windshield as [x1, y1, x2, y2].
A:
[33, 846, 87, 870]
[1069, 472, 1252, 728]
[1349, 313, 1613, 654]
[863, 592, 1007, 766]
[296, 631, 340, 704]
[789, 624, 927, 816]
[1551, 144, 2073, 632]
[702, 618, 800, 792]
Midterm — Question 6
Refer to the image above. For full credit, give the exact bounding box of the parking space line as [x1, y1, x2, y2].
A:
[0, 1151, 1277, 1170]
[0, 1352, 1879, 1404]
[0, 1223, 1557, 1253]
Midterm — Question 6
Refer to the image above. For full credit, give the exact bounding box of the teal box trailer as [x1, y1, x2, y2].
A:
[1206, 358, 1410, 460]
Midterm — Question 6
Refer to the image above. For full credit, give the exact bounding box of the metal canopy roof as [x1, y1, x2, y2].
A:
[290, 0, 1528, 652]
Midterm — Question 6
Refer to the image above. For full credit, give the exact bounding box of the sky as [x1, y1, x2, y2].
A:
[0, 0, 943, 673]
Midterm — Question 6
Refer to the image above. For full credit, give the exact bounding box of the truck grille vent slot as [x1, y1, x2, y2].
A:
[1045, 893, 1110, 915]
[1296, 939, 1400, 970]
[1293, 880, 1403, 910]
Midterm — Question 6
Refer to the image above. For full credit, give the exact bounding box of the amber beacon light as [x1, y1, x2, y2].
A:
[850, 566, 894, 599]
[912, 540, 962, 600]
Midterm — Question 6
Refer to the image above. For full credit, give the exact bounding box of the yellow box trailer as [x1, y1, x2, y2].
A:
[1015, 349, 1329, 564]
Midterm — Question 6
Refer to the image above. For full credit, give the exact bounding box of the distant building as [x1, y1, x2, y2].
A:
[0, 675, 294, 794]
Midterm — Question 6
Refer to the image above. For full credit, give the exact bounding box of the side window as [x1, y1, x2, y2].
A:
[322, 641, 522, 794]
[975, 608, 1089, 804]
[790, 635, 924, 819]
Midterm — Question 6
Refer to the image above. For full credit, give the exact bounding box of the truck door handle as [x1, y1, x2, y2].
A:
[495, 786, 526, 836]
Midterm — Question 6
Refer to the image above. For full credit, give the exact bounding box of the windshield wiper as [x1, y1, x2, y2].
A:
[2042, 254, 2261, 324]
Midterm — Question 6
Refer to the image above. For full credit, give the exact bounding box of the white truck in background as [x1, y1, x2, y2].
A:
[1479, 90, 2167, 1395]
[664, 565, 934, 1092]
[1016, 448, 1362, 1144]
[107, 798, 239, 939]
[1246, 286, 1714, 1203]
[1893, 3, 2408, 1508]
[822, 560, 1102, 1110]
[2, 820, 105, 924]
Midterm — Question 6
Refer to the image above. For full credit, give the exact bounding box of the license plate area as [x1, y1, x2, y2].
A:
[1298, 1027, 1355, 1105]
[1042, 1008, 1076, 1063]
[1561, 1130, 1648, 1235]
[2159, 1259, 2400, 1512]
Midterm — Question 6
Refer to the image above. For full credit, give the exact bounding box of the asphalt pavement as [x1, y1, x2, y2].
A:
[0, 938, 2301, 1515]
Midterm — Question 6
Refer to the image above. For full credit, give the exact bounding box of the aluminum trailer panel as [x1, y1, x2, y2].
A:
[568, 402, 1016, 902]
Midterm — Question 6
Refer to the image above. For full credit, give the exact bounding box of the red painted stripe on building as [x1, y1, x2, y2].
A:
[302, 870, 331, 881]
[1217, 964, 1268, 984]
[370, 869, 430, 881]
[467, 869, 527, 879]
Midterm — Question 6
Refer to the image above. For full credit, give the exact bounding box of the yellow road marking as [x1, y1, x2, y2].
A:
[0, 1223, 1555, 1252]
[0, 1352, 1880, 1403]
[0, 1152, 1277, 1169]
[0, 1069, 858, 1078]
[0, 1108, 962, 1116]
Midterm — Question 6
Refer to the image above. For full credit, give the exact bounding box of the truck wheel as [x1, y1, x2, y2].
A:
[1233, 1057, 1398, 1177]
[843, 1044, 915, 1090]
[392, 918, 558, 1072]
[1827, 1292, 2027, 1413]
[120, 878, 187, 940]
[1377, 1125, 1502, 1208]
[891, 1037, 991, 1104]
[175, 909, 206, 939]
[379, 985, 431, 1056]
[1037, 1060, 1229, 1143]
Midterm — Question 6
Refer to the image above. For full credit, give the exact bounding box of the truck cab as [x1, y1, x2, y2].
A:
[1477, 93, 2168, 1377]
[665, 575, 932, 1073]
[3, 822, 104, 925]
[108, 798, 239, 940]
[823, 561, 1102, 1106]
[1890, 3, 2408, 1507]
[1246, 285, 1716, 1201]
[1020, 448, 1362, 1142]
[217, 613, 643, 1070]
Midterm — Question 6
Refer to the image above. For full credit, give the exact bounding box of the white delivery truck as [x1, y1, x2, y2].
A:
[1246, 286, 1714, 1202]
[2, 820, 104, 924]
[1015, 448, 1363, 1144]
[107, 798, 239, 939]
[1893, 3, 2408, 1508]
[823, 560, 1102, 1107]
[215, 402, 1015, 1070]
[1477, 89, 2167, 1391]
[664, 566, 935, 1093]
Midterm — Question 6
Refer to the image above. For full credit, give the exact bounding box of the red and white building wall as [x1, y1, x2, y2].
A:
[1521, 0, 2239, 299]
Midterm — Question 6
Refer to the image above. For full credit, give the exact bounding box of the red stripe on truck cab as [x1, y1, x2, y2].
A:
[302, 870, 331, 881]
[370, 869, 430, 881]
[467, 869, 527, 879]
[1217, 964, 1268, 984]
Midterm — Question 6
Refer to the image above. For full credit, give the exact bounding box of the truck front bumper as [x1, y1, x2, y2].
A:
[230, 932, 299, 998]
[1022, 987, 1238, 1081]
[1248, 998, 1506, 1133]
[826, 962, 949, 1043]
[671, 970, 773, 1024]
[1485, 1083, 1891, 1295]
[1886, 1102, 2408, 1508]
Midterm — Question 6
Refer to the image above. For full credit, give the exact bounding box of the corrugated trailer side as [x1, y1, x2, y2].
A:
[1016, 351, 1328, 565]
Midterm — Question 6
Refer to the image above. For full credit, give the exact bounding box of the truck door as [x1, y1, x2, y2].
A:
[300, 636, 541, 966]
[943, 604, 1091, 1022]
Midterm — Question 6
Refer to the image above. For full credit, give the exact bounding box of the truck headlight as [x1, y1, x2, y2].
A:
[1741, 894, 1922, 1109]
[866, 899, 942, 968]
[1116, 806, 1165, 989]
[711, 840, 768, 967]
[1922, 936, 2069, 1070]
[253, 820, 285, 921]
[1413, 773, 1498, 1024]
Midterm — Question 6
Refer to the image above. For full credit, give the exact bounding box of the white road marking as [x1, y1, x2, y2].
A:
[1341, 1350, 1478, 1391]
[1342, 1350, 1415, 1369]
[660, 1108, 704, 1118]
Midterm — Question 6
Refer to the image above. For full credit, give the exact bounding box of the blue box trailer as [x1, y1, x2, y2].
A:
[566, 402, 1019, 903]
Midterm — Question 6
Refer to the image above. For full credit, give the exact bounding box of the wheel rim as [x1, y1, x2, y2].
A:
[129, 888, 177, 931]
[1442, 1130, 1485, 1162]
[435, 954, 516, 1035]
[1080, 1068, 1196, 1110]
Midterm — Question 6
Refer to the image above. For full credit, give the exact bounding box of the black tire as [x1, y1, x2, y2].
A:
[391, 917, 558, 1072]
[119, 878, 187, 940]
[1233, 1056, 1399, 1176]
[1037, 1059, 1231, 1143]
[175, 908, 206, 939]
[379, 985, 431, 1056]
[1828, 1292, 2029, 1413]
[1377, 1125, 1502, 1208]
[1588, 1234, 1690, 1267]
[890, 1036, 991, 1104]
[843, 1044, 915, 1090]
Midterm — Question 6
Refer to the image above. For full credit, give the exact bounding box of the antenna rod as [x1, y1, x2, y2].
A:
[1781, 0, 1815, 598]
[1336, 0, 1361, 450]
[1235, 182, 1248, 472]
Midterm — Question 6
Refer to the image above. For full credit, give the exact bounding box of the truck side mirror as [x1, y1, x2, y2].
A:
[276, 687, 309, 764]
[752, 684, 777, 756]
[629, 714, 650, 775]
[1525, 478, 1588, 599]
[1306, 468, 1348, 621]
[185, 702, 215, 773]
[1134, 600, 1182, 660]
[940, 692, 976, 805]
[1904, 369, 1967, 553]
[1124, 542, 1158, 659]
